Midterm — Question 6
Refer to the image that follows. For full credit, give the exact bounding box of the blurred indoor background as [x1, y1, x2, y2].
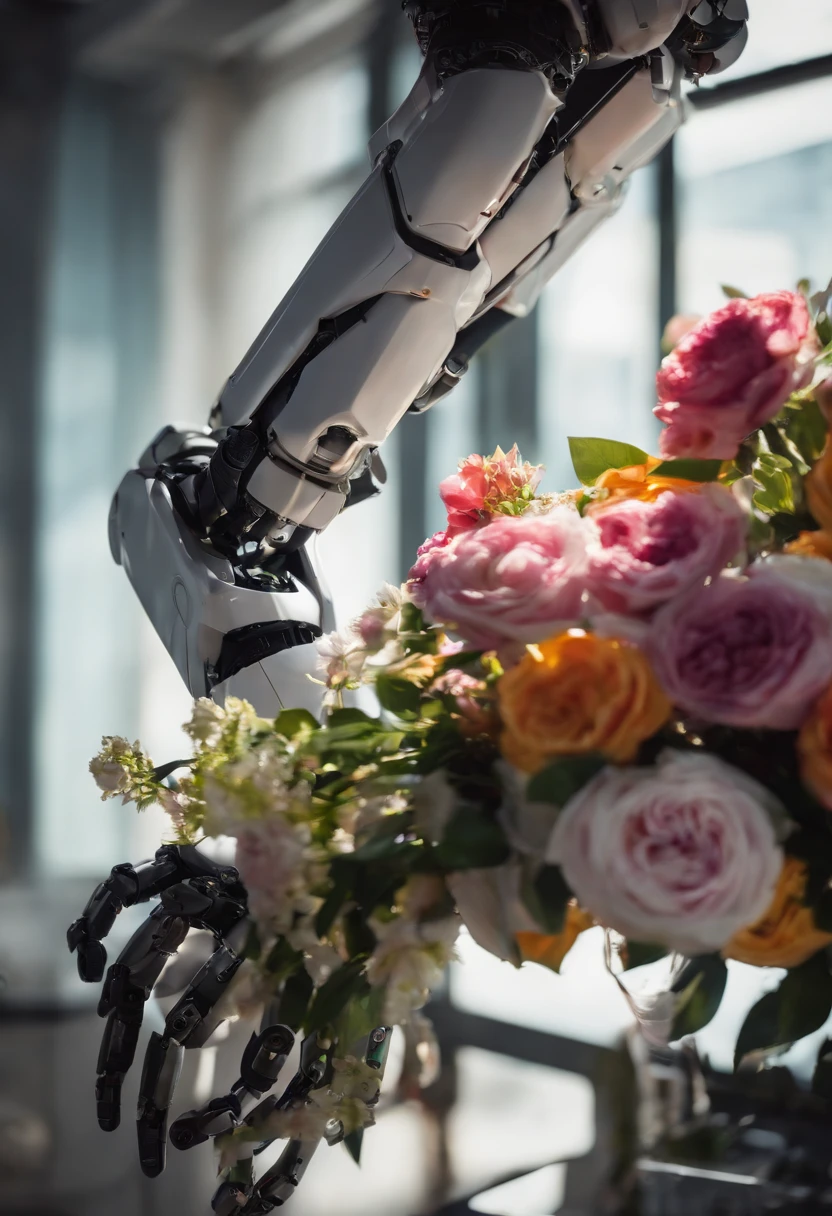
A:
[2, 1, 832, 1213]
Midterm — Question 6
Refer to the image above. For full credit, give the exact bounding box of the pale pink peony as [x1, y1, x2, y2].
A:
[232, 817, 308, 929]
[547, 750, 784, 955]
[408, 530, 451, 587]
[439, 444, 543, 534]
[585, 485, 746, 614]
[410, 507, 588, 654]
[655, 291, 816, 459]
[647, 565, 832, 729]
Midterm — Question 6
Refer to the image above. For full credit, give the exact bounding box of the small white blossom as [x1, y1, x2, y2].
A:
[316, 627, 367, 691]
[89, 736, 156, 805]
[329, 1055, 380, 1102]
[366, 915, 460, 1026]
[156, 785, 195, 832]
[183, 697, 226, 748]
[287, 914, 344, 986]
[353, 583, 405, 649]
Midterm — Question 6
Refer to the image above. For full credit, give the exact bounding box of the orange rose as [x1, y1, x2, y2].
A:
[723, 857, 832, 968]
[593, 459, 703, 507]
[798, 683, 832, 810]
[807, 441, 832, 534]
[498, 630, 671, 772]
[785, 530, 832, 561]
[515, 904, 594, 973]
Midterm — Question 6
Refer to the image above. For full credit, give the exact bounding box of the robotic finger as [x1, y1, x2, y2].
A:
[95, 907, 188, 1131]
[67, 845, 244, 981]
[136, 942, 244, 1176]
[240, 1138, 322, 1214]
[169, 1023, 296, 1151]
[212, 1025, 393, 1212]
[137, 1031, 186, 1177]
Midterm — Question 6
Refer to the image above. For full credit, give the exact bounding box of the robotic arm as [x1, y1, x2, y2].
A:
[109, 0, 749, 720]
[77, 0, 750, 1205]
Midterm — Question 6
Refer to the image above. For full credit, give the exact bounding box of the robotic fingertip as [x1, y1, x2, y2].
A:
[137, 1123, 167, 1179]
[95, 1074, 123, 1132]
[212, 1181, 250, 1215]
[66, 923, 107, 983]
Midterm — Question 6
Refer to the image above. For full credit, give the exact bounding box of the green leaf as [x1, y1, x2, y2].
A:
[399, 602, 426, 634]
[278, 967, 314, 1032]
[648, 459, 723, 482]
[818, 310, 832, 348]
[671, 955, 728, 1040]
[721, 284, 748, 299]
[152, 759, 193, 782]
[752, 452, 795, 516]
[344, 909, 378, 958]
[786, 395, 828, 465]
[568, 437, 649, 486]
[435, 804, 510, 870]
[624, 942, 669, 971]
[526, 754, 606, 807]
[315, 866, 353, 938]
[327, 708, 377, 731]
[351, 814, 414, 862]
[242, 922, 262, 961]
[520, 863, 571, 935]
[305, 959, 370, 1035]
[343, 1129, 364, 1166]
[274, 708, 319, 739]
[264, 936, 305, 985]
[375, 674, 423, 721]
[812, 1037, 832, 1101]
[734, 952, 832, 1070]
[719, 462, 744, 487]
[333, 985, 386, 1052]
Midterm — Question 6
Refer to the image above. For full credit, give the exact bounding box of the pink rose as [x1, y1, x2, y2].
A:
[439, 444, 543, 535]
[440, 464, 490, 533]
[548, 750, 783, 955]
[655, 291, 816, 459]
[408, 530, 451, 587]
[411, 507, 588, 654]
[648, 566, 832, 729]
[584, 485, 746, 614]
[662, 313, 701, 351]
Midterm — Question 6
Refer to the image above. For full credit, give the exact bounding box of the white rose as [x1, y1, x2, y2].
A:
[366, 915, 459, 1025]
[547, 750, 784, 956]
[447, 862, 541, 965]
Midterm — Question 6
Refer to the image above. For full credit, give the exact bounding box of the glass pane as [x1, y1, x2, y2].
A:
[227, 58, 368, 220]
[676, 80, 832, 314]
[688, 0, 832, 87]
[537, 168, 659, 493]
[450, 928, 635, 1047]
[447, 1048, 594, 1195]
[35, 85, 157, 875]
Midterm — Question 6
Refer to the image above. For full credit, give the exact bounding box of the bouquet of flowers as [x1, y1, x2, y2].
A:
[93, 282, 832, 1181]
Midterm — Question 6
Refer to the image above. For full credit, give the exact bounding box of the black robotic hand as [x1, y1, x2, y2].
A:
[67, 845, 391, 1214]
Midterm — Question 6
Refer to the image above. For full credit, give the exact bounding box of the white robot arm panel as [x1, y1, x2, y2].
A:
[110, 0, 749, 717]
